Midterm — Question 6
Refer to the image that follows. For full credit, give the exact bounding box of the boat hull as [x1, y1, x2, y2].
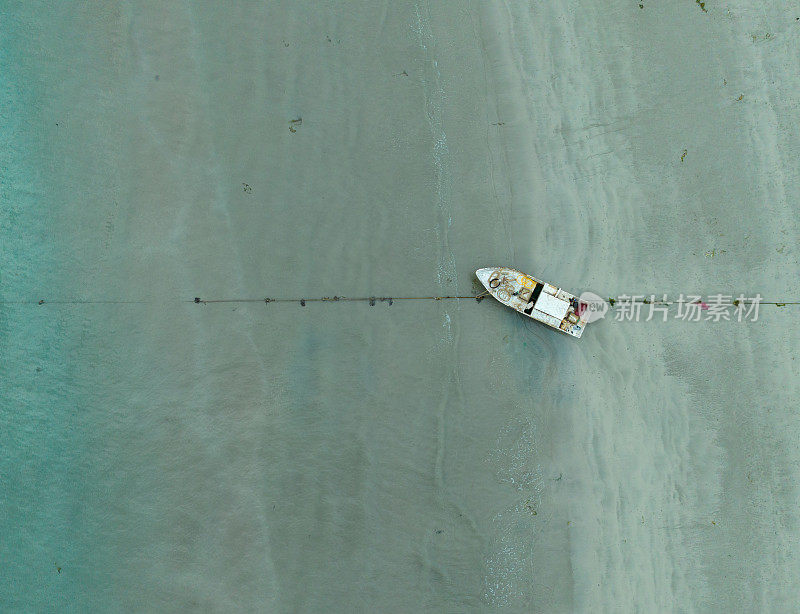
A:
[476, 267, 588, 338]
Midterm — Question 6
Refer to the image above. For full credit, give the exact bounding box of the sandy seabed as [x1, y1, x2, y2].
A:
[2, 1, 799, 611]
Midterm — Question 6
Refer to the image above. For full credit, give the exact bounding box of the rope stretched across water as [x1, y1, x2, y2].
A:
[194, 290, 493, 306]
[3, 292, 795, 306]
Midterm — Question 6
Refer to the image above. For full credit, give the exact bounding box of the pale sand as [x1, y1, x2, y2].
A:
[477, 1, 800, 610]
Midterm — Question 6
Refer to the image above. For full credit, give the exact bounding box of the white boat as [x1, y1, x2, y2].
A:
[476, 267, 589, 338]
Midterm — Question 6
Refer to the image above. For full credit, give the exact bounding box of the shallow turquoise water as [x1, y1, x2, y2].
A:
[1, 3, 531, 610]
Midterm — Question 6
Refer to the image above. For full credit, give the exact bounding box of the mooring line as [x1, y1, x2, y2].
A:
[193, 291, 491, 306]
[1, 292, 797, 307]
[0, 292, 493, 306]
[190, 292, 791, 306]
